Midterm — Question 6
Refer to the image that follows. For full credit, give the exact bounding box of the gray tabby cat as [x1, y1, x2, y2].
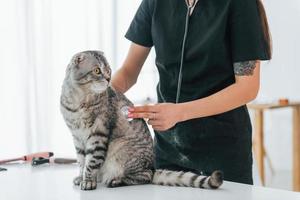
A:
[60, 50, 223, 190]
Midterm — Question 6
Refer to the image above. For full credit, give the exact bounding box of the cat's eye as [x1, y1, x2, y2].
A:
[93, 67, 101, 75]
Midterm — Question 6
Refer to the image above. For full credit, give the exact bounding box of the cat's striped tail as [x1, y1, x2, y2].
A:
[152, 169, 223, 189]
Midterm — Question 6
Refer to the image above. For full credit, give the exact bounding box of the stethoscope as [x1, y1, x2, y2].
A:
[173, 1, 205, 174]
[176, 0, 199, 103]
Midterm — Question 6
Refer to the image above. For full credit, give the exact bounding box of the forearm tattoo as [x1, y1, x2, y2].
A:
[233, 60, 257, 76]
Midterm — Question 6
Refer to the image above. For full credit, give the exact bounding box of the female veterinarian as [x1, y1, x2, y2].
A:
[111, 0, 271, 184]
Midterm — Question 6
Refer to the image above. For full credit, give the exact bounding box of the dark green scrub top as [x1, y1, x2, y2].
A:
[125, 0, 270, 184]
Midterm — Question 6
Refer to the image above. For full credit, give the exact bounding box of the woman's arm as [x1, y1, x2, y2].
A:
[111, 42, 151, 93]
[178, 61, 260, 121]
[129, 61, 260, 131]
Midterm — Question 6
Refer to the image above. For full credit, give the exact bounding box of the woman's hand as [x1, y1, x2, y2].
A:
[128, 103, 183, 131]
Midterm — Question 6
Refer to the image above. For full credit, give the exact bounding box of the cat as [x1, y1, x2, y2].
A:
[60, 50, 223, 190]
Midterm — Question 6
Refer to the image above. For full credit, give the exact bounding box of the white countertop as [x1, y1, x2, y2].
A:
[0, 164, 300, 200]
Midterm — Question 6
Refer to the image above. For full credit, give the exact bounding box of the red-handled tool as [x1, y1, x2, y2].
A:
[31, 157, 77, 166]
[0, 152, 54, 164]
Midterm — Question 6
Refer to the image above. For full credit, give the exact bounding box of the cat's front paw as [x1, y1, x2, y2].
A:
[73, 176, 83, 186]
[80, 179, 97, 190]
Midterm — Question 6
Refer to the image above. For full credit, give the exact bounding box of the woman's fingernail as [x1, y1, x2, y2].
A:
[129, 107, 134, 112]
[128, 113, 133, 118]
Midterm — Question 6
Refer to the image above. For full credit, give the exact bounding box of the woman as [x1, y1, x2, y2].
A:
[111, 0, 271, 184]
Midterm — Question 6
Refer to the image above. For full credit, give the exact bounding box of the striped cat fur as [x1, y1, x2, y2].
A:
[60, 51, 223, 190]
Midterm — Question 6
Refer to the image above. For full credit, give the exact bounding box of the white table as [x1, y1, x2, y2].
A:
[1, 164, 300, 200]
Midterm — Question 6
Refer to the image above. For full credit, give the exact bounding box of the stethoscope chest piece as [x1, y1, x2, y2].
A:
[120, 106, 133, 122]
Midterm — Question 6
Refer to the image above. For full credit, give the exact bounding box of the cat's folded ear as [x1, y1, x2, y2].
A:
[97, 51, 104, 55]
[73, 53, 85, 65]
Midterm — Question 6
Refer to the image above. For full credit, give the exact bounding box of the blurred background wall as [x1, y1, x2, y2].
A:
[254, 0, 300, 172]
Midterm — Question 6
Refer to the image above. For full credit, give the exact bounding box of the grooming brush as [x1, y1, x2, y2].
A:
[0, 152, 54, 164]
[120, 106, 133, 121]
[31, 157, 77, 166]
[52, 158, 77, 164]
[0, 167, 7, 171]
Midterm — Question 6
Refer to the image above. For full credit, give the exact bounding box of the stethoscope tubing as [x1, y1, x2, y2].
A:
[175, 0, 198, 103]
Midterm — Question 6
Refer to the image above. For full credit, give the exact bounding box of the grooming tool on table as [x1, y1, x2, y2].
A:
[31, 157, 50, 166]
[31, 157, 77, 166]
[0, 167, 7, 171]
[0, 152, 54, 164]
[53, 158, 77, 164]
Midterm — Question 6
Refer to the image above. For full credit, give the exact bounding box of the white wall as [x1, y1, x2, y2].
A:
[252, 0, 300, 171]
